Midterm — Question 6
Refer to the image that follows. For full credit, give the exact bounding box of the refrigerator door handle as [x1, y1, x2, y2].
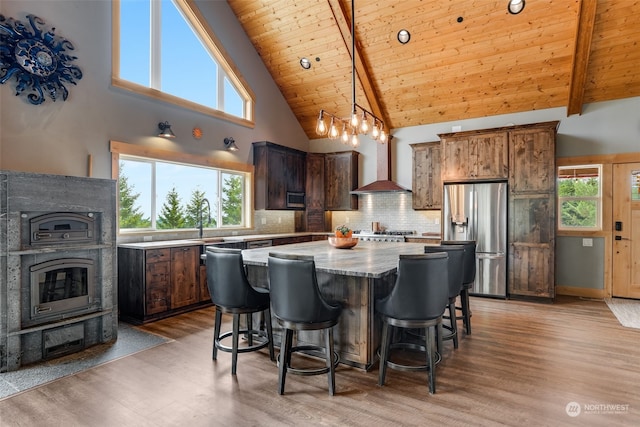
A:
[477, 253, 505, 259]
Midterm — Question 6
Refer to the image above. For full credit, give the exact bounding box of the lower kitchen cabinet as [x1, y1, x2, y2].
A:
[118, 244, 211, 323]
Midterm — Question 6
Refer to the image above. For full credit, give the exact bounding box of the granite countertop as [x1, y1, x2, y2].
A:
[118, 239, 221, 249]
[118, 232, 332, 249]
[222, 232, 330, 242]
[241, 240, 436, 278]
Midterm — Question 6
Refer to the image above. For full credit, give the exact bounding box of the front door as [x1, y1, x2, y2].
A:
[612, 163, 640, 298]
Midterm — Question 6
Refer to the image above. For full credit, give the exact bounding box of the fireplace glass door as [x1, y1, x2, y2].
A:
[30, 258, 95, 320]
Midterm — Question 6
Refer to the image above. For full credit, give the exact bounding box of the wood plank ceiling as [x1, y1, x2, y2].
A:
[227, 0, 640, 140]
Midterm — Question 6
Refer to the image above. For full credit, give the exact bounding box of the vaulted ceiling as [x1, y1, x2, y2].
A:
[227, 0, 640, 140]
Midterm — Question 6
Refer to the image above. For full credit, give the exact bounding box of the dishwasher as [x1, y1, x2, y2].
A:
[246, 240, 273, 249]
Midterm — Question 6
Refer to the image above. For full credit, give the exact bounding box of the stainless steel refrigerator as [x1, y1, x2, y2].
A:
[443, 182, 507, 298]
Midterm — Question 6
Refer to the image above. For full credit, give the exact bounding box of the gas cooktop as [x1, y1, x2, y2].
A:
[352, 230, 416, 236]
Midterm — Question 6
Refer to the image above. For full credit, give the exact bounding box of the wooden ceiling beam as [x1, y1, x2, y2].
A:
[567, 0, 597, 116]
[326, 0, 389, 127]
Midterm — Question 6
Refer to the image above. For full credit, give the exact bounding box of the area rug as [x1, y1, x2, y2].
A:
[0, 323, 172, 400]
[605, 297, 640, 329]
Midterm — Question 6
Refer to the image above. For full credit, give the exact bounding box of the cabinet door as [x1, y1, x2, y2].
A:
[325, 151, 358, 210]
[441, 132, 508, 181]
[471, 132, 508, 179]
[286, 150, 306, 194]
[304, 153, 326, 232]
[145, 261, 170, 315]
[441, 137, 470, 181]
[508, 194, 555, 298]
[199, 264, 210, 303]
[509, 127, 556, 193]
[170, 246, 199, 309]
[412, 142, 442, 209]
[266, 147, 288, 210]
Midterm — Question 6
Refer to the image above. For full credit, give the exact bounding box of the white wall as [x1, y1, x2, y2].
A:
[0, 0, 309, 179]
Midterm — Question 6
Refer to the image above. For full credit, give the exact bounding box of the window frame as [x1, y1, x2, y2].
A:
[557, 164, 603, 231]
[111, 0, 255, 128]
[110, 140, 254, 236]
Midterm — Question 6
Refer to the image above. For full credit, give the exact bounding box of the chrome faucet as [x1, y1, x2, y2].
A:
[199, 198, 211, 239]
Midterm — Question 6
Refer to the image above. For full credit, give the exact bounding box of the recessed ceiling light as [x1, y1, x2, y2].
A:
[300, 57, 311, 69]
[508, 0, 525, 14]
[397, 29, 410, 44]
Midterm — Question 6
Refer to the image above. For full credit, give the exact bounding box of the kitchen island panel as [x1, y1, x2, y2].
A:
[242, 240, 428, 369]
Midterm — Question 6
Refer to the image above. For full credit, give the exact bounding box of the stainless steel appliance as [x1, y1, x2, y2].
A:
[353, 230, 415, 242]
[443, 182, 507, 298]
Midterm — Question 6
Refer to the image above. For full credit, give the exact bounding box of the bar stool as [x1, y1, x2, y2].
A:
[206, 247, 275, 375]
[267, 253, 342, 396]
[377, 253, 449, 394]
[440, 240, 476, 334]
[424, 245, 465, 349]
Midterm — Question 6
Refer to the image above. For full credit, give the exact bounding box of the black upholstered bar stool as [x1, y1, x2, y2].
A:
[206, 247, 275, 375]
[377, 253, 449, 394]
[267, 253, 342, 396]
[424, 245, 465, 349]
[440, 240, 476, 335]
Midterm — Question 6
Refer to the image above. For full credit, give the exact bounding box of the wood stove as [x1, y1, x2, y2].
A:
[0, 171, 117, 372]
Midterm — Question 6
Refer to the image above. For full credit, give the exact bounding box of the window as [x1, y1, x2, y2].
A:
[557, 164, 602, 230]
[111, 141, 253, 233]
[112, 0, 255, 127]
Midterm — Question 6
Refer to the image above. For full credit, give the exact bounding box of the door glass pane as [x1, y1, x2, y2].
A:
[632, 170, 640, 201]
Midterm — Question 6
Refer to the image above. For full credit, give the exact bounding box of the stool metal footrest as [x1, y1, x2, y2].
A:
[216, 329, 270, 354]
[378, 342, 441, 372]
[278, 344, 340, 376]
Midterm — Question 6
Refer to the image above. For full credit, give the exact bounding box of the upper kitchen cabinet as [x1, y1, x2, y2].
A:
[411, 141, 442, 210]
[440, 131, 509, 182]
[253, 141, 306, 210]
[508, 122, 558, 194]
[325, 151, 359, 211]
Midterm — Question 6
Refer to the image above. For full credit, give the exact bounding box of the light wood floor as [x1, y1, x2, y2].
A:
[1, 296, 639, 426]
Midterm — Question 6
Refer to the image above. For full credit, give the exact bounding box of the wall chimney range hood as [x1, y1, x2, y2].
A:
[351, 139, 411, 194]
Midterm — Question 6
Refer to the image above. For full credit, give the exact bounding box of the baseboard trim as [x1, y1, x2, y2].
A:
[556, 285, 606, 299]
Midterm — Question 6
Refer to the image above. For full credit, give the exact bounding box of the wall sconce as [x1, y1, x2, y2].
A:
[157, 121, 176, 138]
[224, 137, 239, 151]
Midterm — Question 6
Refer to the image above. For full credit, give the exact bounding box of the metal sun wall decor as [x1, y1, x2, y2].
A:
[0, 14, 82, 105]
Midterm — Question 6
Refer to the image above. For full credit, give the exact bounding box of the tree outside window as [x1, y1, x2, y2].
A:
[557, 165, 602, 230]
[118, 157, 245, 232]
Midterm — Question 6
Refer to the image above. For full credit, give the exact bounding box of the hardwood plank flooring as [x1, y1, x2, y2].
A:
[1, 296, 639, 426]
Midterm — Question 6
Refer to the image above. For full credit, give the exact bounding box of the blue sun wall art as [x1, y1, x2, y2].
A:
[0, 14, 83, 105]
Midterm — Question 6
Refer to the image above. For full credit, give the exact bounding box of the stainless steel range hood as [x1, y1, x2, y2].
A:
[351, 139, 411, 194]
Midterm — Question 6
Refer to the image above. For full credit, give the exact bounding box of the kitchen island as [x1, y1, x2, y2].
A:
[238, 240, 432, 370]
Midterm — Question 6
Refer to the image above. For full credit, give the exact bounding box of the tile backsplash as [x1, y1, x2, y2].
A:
[331, 193, 441, 234]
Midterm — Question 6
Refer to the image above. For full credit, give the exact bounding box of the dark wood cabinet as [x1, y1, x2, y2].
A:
[272, 235, 313, 246]
[325, 151, 359, 211]
[440, 131, 508, 181]
[170, 246, 199, 309]
[118, 244, 209, 323]
[411, 141, 442, 209]
[302, 153, 328, 231]
[508, 121, 558, 299]
[508, 125, 557, 193]
[253, 141, 306, 210]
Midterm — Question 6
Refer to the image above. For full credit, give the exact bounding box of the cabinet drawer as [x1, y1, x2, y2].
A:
[145, 261, 170, 285]
[146, 248, 170, 263]
[146, 285, 170, 315]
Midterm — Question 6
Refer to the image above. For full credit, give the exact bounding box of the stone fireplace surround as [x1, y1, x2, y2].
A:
[0, 171, 117, 372]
